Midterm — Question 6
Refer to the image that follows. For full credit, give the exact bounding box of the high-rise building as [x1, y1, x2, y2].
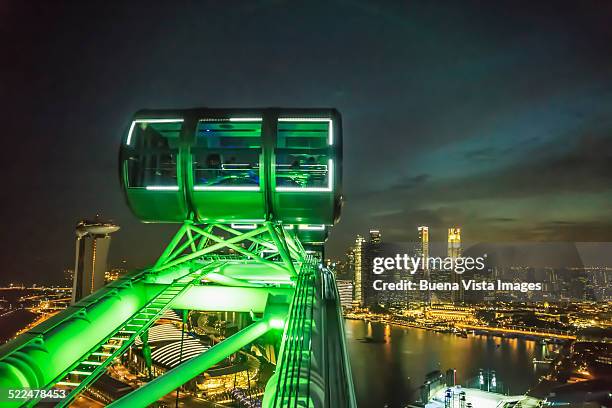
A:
[72, 220, 120, 304]
[447, 228, 461, 259]
[345, 248, 356, 280]
[353, 235, 366, 307]
[63, 268, 74, 287]
[416, 226, 430, 304]
[418, 226, 429, 269]
[369, 229, 381, 244]
[336, 279, 354, 309]
[363, 229, 383, 307]
[448, 227, 462, 304]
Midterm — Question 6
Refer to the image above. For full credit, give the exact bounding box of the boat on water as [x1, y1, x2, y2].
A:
[532, 358, 553, 364]
[423, 386, 541, 408]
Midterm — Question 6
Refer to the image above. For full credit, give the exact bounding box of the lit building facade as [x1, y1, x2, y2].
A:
[447, 227, 461, 259]
[72, 220, 120, 304]
[336, 279, 354, 309]
[418, 226, 430, 270]
[415, 226, 430, 304]
[105, 268, 127, 284]
[448, 227, 462, 304]
[364, 229, 384, 307]
[353, 235, 366, 307]
[369, 229, 381, 244]
[63, 268, 74, 287]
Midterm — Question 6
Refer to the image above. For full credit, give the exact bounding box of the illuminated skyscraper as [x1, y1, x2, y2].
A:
[353, 235, 366, 307]
[364, 229, 383, 306]
[369, 229, 381, 244]
[418, 226, 430, 270]
[72, 220, 120, 304]
[417, 226, 430, 304]
[336, 279, 354, 309]
[63, 268, 74, 287]
[448, 227, 462, 304]
[447, 227, 461, 259]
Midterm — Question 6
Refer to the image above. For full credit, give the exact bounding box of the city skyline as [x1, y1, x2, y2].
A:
[5, 221, 612, 287]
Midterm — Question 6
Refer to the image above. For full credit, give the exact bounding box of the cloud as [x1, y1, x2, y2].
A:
[393, 173, 431, 190]
[344, 130, 612, 245]
[486, 217, 517, 223]
[464, 147, 500, 161]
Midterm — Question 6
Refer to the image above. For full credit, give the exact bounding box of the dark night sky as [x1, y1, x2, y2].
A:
[1, 1, 612, 284]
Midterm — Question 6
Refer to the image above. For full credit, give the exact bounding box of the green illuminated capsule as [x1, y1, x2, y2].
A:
[120, 108, 343, 230]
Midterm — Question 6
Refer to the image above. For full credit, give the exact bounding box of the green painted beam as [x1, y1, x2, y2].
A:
[165, 285, 294, 312]
[0, 275, 164, 407]
[218, 262, 294, 283]
[265, 222, 298, 277]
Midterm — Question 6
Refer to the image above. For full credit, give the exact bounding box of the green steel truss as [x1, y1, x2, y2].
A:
[0, 222, 355, 407]
[151, 221, 305, 277]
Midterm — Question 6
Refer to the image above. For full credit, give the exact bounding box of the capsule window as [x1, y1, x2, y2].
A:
[193, 119, 262, 190]
[275, 119, 332, 191]
[125, 120, 183, 189]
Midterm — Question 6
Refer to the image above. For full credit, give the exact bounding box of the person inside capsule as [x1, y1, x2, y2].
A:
[198, 152, 259, 186]
[277, 154, 327, 188]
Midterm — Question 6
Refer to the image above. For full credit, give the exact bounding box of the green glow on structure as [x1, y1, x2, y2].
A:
[278, 117, 333, 145]
[248, 279, 294, 286]
[276, 159, 333, 192]
[170, 286, 293, 312]
[298, 224, 325, 230]
[146, 186, 179, 191]
[229, 117, 262, 122]
[194, 185, 260, 191]
[230, 223, 258, 230]
[122, 109, 341, 225]
[269, 318, 285, 329]
[126, 118, 184, 145]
